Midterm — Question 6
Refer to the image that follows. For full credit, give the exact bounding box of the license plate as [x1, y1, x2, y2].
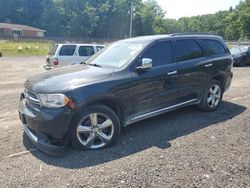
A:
[19, 111, 27, 124]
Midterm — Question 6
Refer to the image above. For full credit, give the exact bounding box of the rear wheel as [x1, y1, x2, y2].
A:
[70, 104, 121, 150]
[198, 79, 223, 112]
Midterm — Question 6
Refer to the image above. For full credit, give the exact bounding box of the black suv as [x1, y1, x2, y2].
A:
[19, 34, 233, 155]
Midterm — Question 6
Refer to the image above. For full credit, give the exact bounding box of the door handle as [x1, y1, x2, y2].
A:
[167, 70, 178, 76]
[205, 63, 213, 67]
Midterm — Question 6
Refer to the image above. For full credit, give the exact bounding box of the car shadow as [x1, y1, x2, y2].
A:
[23, 101, 246, 169]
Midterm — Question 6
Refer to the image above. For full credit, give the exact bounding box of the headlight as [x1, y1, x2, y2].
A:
[38, 94, 69, 108]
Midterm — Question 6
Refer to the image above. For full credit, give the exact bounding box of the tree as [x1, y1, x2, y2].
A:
[0, 0, 249, 40]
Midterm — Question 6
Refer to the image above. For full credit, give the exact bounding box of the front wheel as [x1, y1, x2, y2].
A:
[198, 80, 223, 112]
[70, 104, 121, 150]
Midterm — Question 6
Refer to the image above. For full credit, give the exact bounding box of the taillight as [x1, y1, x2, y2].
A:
[53, 58, 59, 65]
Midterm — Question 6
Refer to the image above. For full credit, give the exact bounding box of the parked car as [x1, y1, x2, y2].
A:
[19, 34, 233, 155]
[44, 43, 104, 70]
[230, 45, 250, 66]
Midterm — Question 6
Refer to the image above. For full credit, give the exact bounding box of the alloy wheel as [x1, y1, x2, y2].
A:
[207, 84, 221, 108]
[76, 113, 114, 149]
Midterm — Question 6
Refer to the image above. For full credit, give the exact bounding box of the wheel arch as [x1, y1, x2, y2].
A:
[73, 96, 126, 127]
[212, 74, 226, 92]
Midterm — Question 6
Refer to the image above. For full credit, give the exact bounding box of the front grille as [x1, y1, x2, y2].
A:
[24, 89, 41, 112]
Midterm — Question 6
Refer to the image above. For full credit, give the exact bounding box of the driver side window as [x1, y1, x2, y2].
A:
[141, 41, 173, 67]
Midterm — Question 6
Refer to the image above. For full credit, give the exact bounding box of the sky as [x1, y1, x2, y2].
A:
[156, 0, 242, 19]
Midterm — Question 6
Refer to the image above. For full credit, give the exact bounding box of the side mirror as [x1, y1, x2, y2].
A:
[137, 58, 152, 71]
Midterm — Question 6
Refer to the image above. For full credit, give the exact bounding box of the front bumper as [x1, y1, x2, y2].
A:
[19, 94, 73, 155]
[23, 123, 65, 156]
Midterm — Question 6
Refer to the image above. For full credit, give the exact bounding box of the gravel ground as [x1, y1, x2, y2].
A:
[0, 56, 249, 188]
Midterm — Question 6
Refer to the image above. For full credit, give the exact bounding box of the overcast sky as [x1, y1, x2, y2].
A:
[156, 0, 241, 19]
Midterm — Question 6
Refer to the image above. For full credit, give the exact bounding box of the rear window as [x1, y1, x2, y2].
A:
[79, 46, 94, 56]
[59, 45, 76, 56]
[175, 39, 204, 62]
[48, 44, 58, 55]
[201, 39, 227, 55]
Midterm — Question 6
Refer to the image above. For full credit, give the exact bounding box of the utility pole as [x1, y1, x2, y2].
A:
[129, 3, 134, 38]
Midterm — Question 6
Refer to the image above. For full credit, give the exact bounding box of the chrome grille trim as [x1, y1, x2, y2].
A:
[24, 89, 41, 107]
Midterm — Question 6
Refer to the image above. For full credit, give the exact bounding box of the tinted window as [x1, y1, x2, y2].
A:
[59, 45, 76, 56]
[175, 39, 203, 62]
[79, 46, 94, 56]
[142, 41, 173, 67]
[202, 39, 227, 55]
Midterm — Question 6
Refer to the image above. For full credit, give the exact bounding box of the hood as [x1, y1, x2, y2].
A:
[24, 64, 113, 93]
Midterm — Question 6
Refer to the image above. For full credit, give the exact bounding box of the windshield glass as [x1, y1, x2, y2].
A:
[230, 47, 241, 55]
[239, 46, 248, 53]
[85, 42, 147, 68]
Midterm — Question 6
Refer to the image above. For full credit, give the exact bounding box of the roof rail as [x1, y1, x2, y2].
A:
[171, 32, 215, 36]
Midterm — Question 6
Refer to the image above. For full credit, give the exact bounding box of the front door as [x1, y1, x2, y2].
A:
[131, 40, 179, 118]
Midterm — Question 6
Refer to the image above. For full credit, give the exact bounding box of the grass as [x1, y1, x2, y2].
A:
[0, 40, 53, 56]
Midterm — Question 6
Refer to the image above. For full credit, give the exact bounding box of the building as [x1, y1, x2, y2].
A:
[0, 23, 46, 38]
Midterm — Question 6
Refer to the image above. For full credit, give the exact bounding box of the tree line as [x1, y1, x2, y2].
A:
[0, 0, 249, 41]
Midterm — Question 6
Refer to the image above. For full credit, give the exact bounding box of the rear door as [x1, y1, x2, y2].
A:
[131, 40, 179, 117]
[173, 38, 208, 103]
[57, 44, 77, 66]
[200, 38, 232, 85]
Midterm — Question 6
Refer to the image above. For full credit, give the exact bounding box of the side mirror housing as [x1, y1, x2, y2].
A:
[136, 58, 152, 71]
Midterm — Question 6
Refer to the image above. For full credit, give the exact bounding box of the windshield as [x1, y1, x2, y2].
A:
[239, 46, 248, 53]
[230, 47, 241, 55]
[85, 42, 147, 68]
[48, 44, 58, 55]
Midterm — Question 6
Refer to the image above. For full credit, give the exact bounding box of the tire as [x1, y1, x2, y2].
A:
[198, 79, 223, 112]
[70, 104, 121, 150]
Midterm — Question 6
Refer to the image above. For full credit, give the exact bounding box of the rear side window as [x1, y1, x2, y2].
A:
[201, 39, 227, 55]
[175, 39, 204, 62]
[59, 45, 76, 56]
[142, 41, 173, 67]
[79, 46, 95, 56]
